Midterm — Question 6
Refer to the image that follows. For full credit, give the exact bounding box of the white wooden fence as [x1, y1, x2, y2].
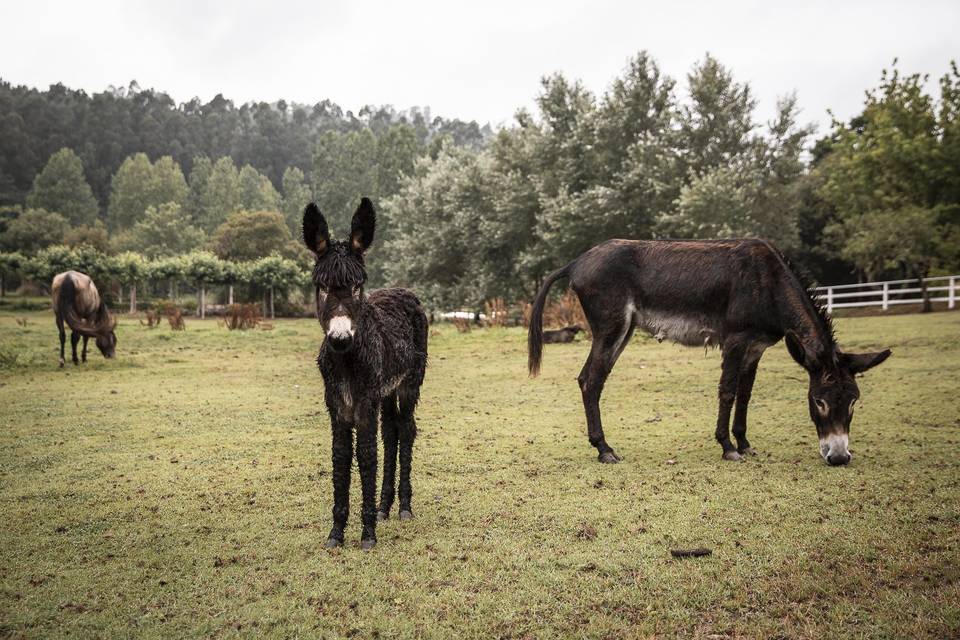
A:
[815, 275, 958, 313]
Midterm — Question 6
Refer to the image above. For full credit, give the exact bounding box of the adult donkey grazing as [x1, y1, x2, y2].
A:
[528, 239, 891, 466]
[303, 199, 428, 550]
[52, 270, 117, 367]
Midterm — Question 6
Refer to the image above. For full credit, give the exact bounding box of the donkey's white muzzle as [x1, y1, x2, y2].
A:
[327, 315, 355, 340]
[819, 432, 851, 466]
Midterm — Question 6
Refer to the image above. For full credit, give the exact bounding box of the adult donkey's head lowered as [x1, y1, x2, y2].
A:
[785, 333, 890, 465]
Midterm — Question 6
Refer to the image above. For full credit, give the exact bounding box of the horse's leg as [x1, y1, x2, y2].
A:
[716, 337, 747, 461]
[397, 384, 420, 520]
[81, 335, 89, 363]
[325, 423, 352, 549]
[70, 331, 80, 365]
[733, 346, 764, 455]
[355, 406, 379, 550]
[56, 315, 66, 368]
[578, 315, 636, 464]
[377, 393, 399, 521]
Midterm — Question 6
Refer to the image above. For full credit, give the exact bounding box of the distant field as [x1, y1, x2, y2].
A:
[1, 307, 958, 638]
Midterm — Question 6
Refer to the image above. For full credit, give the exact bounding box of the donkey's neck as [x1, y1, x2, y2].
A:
[775, 269, 834, 362]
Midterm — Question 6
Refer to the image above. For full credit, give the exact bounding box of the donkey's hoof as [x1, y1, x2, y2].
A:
[399, 510, 414, 521]
[324, 537, 343, 549]
[376, 510, 389, 521]
[598, 451, 622, 464]
[739, 447, 758, 457]
[360, 538, 377, 551]
[722, 451, 744, 462]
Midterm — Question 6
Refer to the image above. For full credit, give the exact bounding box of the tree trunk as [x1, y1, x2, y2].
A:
[919, 270, 932, 313]
[269, 286, 275, 319]
[168, 279, 174, 299]
[200, 286, 206, 319]
[129, 283, 137, 314]
[118, 285, 124, 305]
[1, 273, 5, 297]
[228, 285, 234, 306]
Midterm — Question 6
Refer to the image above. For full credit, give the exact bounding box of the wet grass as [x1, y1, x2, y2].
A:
[1, 308, 958, 638]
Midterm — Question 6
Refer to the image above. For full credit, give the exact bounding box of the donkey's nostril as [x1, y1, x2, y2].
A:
[827, 452, 851, 466]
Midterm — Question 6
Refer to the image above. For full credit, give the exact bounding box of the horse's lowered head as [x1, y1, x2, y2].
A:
[302, 198, 376, 354]
[71, 308, 118, 358]
[785, 332, 891, 466]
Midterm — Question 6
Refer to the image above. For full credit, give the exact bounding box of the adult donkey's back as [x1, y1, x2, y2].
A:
[528, 239, 890, 466]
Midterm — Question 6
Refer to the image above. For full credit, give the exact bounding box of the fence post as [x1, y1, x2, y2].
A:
[826, 287, 834, 314]
[882, 282, 889, 311]
[950, 277, 956, 310]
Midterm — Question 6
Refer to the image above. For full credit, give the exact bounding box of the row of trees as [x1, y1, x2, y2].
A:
[0, 79, 490, 207]
[0, 245, 305, 319]
[378, 54, 960, 308]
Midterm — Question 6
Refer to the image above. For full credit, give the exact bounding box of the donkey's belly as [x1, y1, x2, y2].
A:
[635, 309, 721, 348]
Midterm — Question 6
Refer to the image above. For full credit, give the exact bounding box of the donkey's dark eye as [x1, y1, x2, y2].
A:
[814, 398, 829, 417]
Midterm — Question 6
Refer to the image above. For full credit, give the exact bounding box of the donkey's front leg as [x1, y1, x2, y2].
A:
[732, 357, 761, 456]
[355, 407, 379, 550]
[325, 423, 352, 549]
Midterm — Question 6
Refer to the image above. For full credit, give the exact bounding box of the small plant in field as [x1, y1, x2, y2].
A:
[140, 309, 161, 329]
[452, 317, 472, 333]
[520, 289, 590, 337]
[221, 304, 262, 330]
[154, 301, 186, 330]
[483, 298, 509, 327]
[15, 317, 28, 327]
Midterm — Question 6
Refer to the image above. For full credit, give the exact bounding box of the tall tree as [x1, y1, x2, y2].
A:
[238, 164, 280, 212]
[280, 167, 312, 236]
[0, 208, 68, 252]
[210, 210, 297, 262]
[25, 148, 99, 226]
[112, 202, 206, 259]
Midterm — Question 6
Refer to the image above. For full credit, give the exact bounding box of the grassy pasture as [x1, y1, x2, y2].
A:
[0, 307, 958, 638]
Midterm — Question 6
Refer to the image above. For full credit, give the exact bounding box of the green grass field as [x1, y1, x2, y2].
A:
[1, 307, 958, 638]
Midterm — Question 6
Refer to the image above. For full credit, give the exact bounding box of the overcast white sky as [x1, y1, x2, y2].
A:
[2, 1, 958, 136]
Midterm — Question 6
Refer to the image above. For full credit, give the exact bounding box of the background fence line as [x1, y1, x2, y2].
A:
[815, 275, 958, 313]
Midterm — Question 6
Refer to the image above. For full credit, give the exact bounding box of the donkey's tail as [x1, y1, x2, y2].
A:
[528, 261, 575, 377]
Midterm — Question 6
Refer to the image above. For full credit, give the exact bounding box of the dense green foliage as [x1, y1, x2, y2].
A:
[1, 54, 958, 311]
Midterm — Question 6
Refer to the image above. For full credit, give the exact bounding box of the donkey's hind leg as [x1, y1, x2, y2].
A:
[70, 331, 81, 365]
[396, 384, 420, 520]
[377, 393, 400, 521]
[578, 312, 636, 464]
[81, 335, 89, 363]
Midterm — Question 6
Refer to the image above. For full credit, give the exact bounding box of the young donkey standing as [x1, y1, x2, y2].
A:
[303, 199, 428, 550]
[51, 270, 117, 367]
[529, 239, 891, 466]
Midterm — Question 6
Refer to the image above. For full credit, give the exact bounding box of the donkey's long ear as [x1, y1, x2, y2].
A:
[302, 203, 330, 257]
[784, 331, 812, 369]
[840, 349, 892, 375]
[350, 198, 376, 254]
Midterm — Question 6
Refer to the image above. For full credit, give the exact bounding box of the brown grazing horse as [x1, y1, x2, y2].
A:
[529, 239, 891, 466]
[52, 271, 117, 367]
